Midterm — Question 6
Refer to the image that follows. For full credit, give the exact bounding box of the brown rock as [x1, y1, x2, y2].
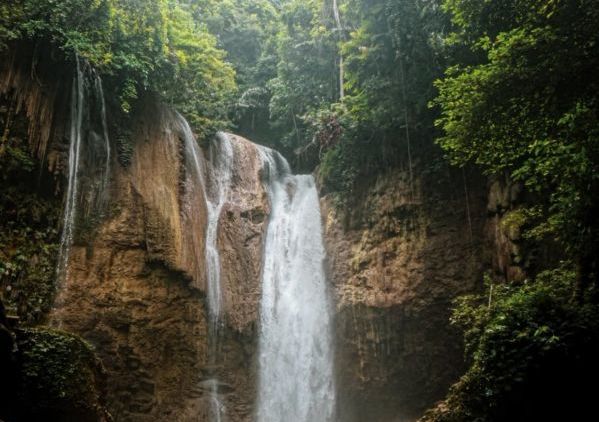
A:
[51, 106, 268, 421]
[322, 167, 488, 422]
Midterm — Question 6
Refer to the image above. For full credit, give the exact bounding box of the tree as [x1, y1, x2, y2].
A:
[1, 0, 237, 139]
[268, 0, 338, 157]
[434, 0, 599, 287]
[320, 0, 446, 198]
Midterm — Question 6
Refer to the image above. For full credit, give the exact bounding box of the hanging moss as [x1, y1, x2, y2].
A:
[0, 98, 61, 324]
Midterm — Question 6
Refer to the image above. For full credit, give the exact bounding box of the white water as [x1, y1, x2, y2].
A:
[178, 117, 232, 422]
[56, 59, 112, 287]
[94, 74, 111, 192]
[56, 58, 84, 285]
[256, 147, 336, 422]
[204, 132, 234, 331]
[179, 113, 206, 187]
[203, 132, 234, 422]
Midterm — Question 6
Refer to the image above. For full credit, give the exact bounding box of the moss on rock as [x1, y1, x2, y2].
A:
[0, 327, 111, 421]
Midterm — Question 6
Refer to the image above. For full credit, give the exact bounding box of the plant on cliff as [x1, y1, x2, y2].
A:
[0, 110, 60, 325]
[433, 0, 599, 285]
[421, 0, 599, 419]
[421, 269, 599, 421]
[14, 328, 109, 420]
[1, 0, 236, 139]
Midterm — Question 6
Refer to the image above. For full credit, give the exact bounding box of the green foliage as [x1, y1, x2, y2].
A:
[15, 328, 105, 416]
[4, 0, 113, 61]
[434, 0, 599, 259]
[158, 2, 236, 138]
[0, 120, 60, 325]
[319, 128, 358, 204]
[268, 0, 339, 155]
[184, 0, 282, 144]
[319, 0, 446, 198]
[0, 3, 22, 49]
[2, 0, 237, 139]
[342, 0, 443, 133]
[182, 0, 446, 179]
[198, 0, 280, 90]
[423, 268, 599, 421]
[423, 3, 599, 418]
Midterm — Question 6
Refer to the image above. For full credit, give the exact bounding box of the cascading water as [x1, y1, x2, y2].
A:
[203, 132, 234, 422]
[205, 132, 234, 331]
[178, 115, 233, 422]
[56, 58, 111, 289]
[56, 58, 84, 285]
[256, 147, 336, 422]
[94, 75, 111, 194]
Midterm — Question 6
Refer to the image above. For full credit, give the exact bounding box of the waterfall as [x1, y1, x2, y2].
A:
[256, 147, 336, 422]
[178, 119, 234, 327]
[178, 115, 233, 422]
[56, 58, 84, 285]
[94, 75, 111, 194]
[205, 132, 234, 331]
[179, 112, 206, 188]
[203, 132, 234, 422]
[56, 57, 111, 288]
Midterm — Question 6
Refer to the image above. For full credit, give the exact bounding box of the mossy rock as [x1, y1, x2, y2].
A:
[3, 328, 112, 421]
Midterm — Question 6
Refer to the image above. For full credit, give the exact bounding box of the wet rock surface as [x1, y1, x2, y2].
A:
[322, 166, 489, 421]
[51, 105, 269, 421]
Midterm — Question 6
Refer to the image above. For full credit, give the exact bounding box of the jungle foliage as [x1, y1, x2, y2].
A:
[423, 0, 599, 419]
[435, 0, 599, 281]
[0, 108, 61, 325]
[0, 327, 107, 421]
[0, 0, 236, 138]
[214, 0, 598, 418]
[421, 269, 599, 421]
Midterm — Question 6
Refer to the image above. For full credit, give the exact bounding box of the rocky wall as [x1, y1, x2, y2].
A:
[50, 102, 269, 421]
[322, 164, 489, 421]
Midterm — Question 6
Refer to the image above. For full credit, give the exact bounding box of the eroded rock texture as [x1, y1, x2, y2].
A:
[322, 165, 489, 422]
[51, 104, 269, 421]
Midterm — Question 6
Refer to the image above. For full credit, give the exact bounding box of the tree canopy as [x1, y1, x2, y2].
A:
[1, 0, 237, 138]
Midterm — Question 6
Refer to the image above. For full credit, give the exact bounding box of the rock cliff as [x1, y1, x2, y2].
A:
[322, 163, 489, 421]
[50, 102, 270, 421]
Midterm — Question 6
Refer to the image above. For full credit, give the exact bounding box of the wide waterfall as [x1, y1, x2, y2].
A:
[256, 147, 336, 422]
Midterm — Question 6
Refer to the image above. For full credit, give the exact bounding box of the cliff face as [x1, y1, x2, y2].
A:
[321, 164, 489, 421]
[50, 102, 269, 421]
[1, 47, 531, 422]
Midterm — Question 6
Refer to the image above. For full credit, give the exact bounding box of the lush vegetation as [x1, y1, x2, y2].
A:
[5, 328, 108, 421]
[208, 0, 599, 418]
[422, 269, 599, 421]
[1, 1, 599, 420]
[0, 0, 236, 138]
[0, 107, 60, 324]
[423, 1, 599, 418]
[435, 0, 599, 289]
